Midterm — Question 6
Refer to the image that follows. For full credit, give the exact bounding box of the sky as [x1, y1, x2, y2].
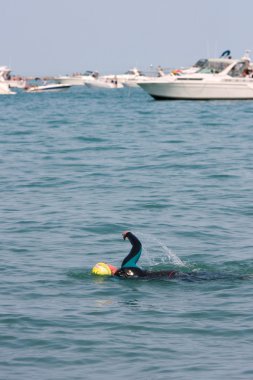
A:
[1, 0, 253, 76]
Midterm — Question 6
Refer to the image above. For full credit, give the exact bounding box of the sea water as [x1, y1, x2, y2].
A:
[1, 87, 253, 380]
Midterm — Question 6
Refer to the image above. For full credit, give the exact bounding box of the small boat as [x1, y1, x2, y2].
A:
[25, 82, 71, 93]
[138, 51, 253, 100]
[55, 70, 99, 86]
[123, 67, 166, 88]
[87, 67, 149, 88]
[104, 68, 147, 88]
[0, 65, 27, 89]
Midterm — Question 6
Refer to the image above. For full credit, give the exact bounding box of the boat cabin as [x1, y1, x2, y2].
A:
[196, 58, 252, 78]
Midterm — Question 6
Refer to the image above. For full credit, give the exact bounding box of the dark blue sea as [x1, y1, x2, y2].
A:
[1, 86, 253, 380]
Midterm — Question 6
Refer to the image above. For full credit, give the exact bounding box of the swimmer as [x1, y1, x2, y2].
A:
[92, 231, 177, 279]
[92, 231, 250, 281]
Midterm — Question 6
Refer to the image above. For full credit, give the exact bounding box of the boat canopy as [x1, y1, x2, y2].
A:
[197, 59, 233, 74]
[192, 59, 208, 68]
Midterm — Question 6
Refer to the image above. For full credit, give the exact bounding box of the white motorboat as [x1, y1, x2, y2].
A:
[86, 77, 124, 89]
[123, 67, 165, 88]
[55, 70, 99, 86]
[25, 82, 71, 93]
[102, 67, 159, 88]
[102, 67, 145, 88]
[0, 82, 16, 94]
[0, 66, 27, 88]
[138, 53, 253, 100]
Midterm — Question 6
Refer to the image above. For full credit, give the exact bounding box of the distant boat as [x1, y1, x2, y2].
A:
[123, 67, 166, 88]
[86, 68, 148, 89]
[0, 65, 27, 89]
[25, 82, 71, 93]
[55, 70, 99, 86]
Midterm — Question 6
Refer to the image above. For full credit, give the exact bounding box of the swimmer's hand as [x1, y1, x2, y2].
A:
[122, 231, 130, 240]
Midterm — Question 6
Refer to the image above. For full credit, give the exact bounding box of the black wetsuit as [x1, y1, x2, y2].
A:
[114, 232, 177, 279]
[113, 232, 248, 282]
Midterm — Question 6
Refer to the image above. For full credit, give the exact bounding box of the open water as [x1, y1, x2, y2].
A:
[1, 86, 253, 380]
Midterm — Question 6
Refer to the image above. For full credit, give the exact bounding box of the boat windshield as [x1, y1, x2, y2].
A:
[192, 59, 207, 68]
[83, 70, 99, 78]
[227, 62, 248, 77]
[197, 60, 231, 74]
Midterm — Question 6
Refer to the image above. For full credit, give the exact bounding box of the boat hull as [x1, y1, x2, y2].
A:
[86, 80, 124, 89]
[139, 79, 253, 100]
[26, 84, 71, 93]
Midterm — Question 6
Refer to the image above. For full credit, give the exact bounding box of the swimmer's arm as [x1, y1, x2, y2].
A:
[121, 231, 142, 268]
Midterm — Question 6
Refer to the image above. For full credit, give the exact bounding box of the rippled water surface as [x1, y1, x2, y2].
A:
[1, 87, 253, 379]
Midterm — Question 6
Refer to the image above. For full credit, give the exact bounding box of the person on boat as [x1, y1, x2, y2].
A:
[111, 75, 118, 87]
[242, 62, 252, 77]
[91, 231, 177, 279]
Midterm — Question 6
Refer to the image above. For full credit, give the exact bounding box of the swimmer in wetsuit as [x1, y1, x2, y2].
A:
[115, 231, 177, 279]
[92, 231, 177, 279]
[92, 232, 250, 281]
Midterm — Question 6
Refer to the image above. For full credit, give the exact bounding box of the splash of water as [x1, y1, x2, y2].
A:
[134, 231, 186, 267]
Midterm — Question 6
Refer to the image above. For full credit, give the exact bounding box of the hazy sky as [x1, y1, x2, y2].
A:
[1, 0, 253, 76]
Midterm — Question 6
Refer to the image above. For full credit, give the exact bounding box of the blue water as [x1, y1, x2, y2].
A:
[1, 87, 253, 380]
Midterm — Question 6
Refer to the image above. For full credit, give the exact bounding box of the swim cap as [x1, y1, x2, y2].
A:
[91, 262, 113, 276]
